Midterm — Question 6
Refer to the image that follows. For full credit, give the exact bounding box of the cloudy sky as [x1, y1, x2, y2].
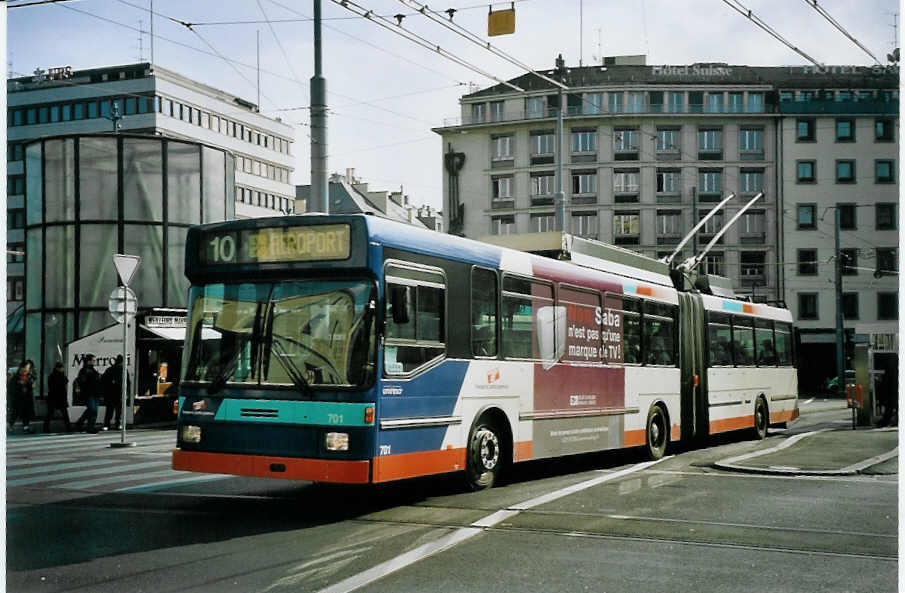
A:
[7, 0, 899, 210]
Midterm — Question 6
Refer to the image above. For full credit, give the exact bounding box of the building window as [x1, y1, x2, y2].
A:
[530, 174, 554, 199]
[739, 128, 763, 156]
[739, 170, 763, 194]
[526, 96, 546, 119]
[608, 92, 624, 113]
[656, 128, 680, 154]
[728, 92, 743, 113]
[835, 160, 855, 183]
[746, 92, 765, 113]
[838, 204, 856, 230]
[705, 92, 723, 113]
[797, 204, 816, 229]
[7, 209, 25, 230]
[797, 249, 818, 275]
[491, 176, 513, 205]
[798, 293, 818, 320]
[842, 293, 859, 320]
[796, 160, 816, 183]
[877, 293, 898, 320]
[470, 103, 486, 123]
[876, 160, 895, 183]
[7, 243, 24, 263]
[613, 212, 640, 245]
[7, 277, 24, 302]
[583, 93, 602, 115]
[7, 143, 24, 162]
[697, 128, 722, 158]
[667, 91, 684, 113]
[835, 118, 855, 142]
[704, 252, 724, 276]
[875, 118, 894, 141]
[490, 101, 504, 122]
[699, 210, 725, 238]
[613, 169, 640, 196]
[572, 171, 597, 196]
[530, 133, 554, 156]
[531, 213, 555, 233]
[876, 248, 897, 274]
[7, 175, 25, 195]
[841, 248, 858, 275]
[740, 210, 765, 242]
[796, 118, 815, 142]
[740, 251, 766, 281]
[491, 135, 513, 160]
[570, 130, 597, 153]
[571, 212, 598, 238]
[698, 170, 722, 198]
[656, 169, 681, 194]
[656, 210, 682, 238]
[626, 92, 644, 113]
[613, 128, 639, 155]
[876, 204, 897, 230]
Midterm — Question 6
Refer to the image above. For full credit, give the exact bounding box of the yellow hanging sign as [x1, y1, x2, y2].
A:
[488, 7, 515, 36]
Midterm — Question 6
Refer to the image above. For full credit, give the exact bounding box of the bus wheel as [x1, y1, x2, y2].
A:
[645, 405, 668, 461]
[753, 397, 768, 440]
[465, 419, 502, 491]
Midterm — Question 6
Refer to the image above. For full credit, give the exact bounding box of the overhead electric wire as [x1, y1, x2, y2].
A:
[397, 0, 567, 90]
[327, 0, 524, 92]
[720, 0, 822, 66]
[800, 0, 882, 65]
[256, 0, 304, 84]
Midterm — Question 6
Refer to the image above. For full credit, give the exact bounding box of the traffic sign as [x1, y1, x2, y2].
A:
[108, 286, 138, 324]
[113, 254, 141, 286]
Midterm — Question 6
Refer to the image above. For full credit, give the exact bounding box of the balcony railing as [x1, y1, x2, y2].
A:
[778, 98, 898, 115]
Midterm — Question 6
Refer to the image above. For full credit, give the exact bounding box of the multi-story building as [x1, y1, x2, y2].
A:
[433, 57, 898, 389]
[7, 62, 296, 367]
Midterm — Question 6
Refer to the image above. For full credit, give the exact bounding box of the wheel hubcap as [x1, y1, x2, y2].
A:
[650, 418, 661, 447]
[476, 429, 499, 470]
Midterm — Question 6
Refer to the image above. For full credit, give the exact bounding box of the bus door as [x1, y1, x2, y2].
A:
[678, 292, 708, 441]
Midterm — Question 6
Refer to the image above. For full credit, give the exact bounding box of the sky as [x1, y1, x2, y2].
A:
[6, 0, 900, 211]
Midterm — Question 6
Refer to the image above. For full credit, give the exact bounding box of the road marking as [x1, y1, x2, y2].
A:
[7, 434, 174, 454]
[7, 460, 168, 487]
[316, 458, 664, 593]
[7, 459, 120, 477]
[840, 447, 898, 473]
[55, 468, 193, 490]
[717, 429, 828, 467]
[116, 474, 234, 492]
[802, 398, 815, 405]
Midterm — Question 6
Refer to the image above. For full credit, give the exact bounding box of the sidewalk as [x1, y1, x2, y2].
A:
[715, 427, 898, 475]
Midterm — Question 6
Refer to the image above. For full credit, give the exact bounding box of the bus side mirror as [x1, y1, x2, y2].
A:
[389, 285, 411, 325]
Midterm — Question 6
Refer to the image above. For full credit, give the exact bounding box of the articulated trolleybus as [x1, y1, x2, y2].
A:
[173, 213, 797, 490]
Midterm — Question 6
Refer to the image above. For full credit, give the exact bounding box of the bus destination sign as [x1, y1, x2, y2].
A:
[201, 224, 351, 265]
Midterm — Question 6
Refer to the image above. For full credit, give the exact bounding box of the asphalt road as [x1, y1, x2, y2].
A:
[6, 400, 897, 593]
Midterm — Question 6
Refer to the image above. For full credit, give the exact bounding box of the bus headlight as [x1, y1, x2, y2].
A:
[181, 425, 202, 443]
[325, 432, 349, 451]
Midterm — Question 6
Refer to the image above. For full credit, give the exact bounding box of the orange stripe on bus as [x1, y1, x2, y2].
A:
[514, 440, 533, 462]
[172, 449, 371, 483]
[709, 415, 754, 434]
[372, 448, 465, 483]
[770, 409, 797, 423]
[742, 303, 754, 314]
[635, 286, 654, 296]
[670, 423, 681, 441]
[624, 429, 646, 447]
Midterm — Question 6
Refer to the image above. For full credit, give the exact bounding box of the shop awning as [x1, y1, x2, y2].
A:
[140, 325, 220, 341]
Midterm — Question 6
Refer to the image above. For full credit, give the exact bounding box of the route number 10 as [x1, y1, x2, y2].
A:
[208, 235, 236, 263]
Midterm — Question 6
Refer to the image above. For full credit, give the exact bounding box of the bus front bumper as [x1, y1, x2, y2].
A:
[172, 449, 371, 484]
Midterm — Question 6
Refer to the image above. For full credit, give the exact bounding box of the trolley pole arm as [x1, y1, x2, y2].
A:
[680, 192, 763, 273]
[662, 193, 736, 266]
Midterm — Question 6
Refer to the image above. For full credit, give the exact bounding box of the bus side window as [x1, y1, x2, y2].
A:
[471, 268, 498, 357]
[386, 283, 415, 340]
[732, 316, 755, 366]
[622, 297, 641, 364]
[643, 302, 677, 366]
[501, 275, 553, 360]
[384, 263, 446, 375]
[774, 322, 793, 366]
[755, 319, 775, 366]
[707, 313, 732, 366]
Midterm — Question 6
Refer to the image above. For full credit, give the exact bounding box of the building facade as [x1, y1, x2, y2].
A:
[433, 58, 898, 389]
[7, 62, 296, 330]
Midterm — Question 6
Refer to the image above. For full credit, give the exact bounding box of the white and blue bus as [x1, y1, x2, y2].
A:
[173, 214, 797, 490]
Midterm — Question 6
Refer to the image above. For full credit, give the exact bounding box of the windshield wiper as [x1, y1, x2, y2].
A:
[268, 336, 315, 398]
[207, 352, 242, 395]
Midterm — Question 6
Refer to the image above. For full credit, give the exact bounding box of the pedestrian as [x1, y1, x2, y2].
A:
[73, 354, 102, 433]
[8, 359, 36, 433]
[43, 361, 72, 433]
[101, 355, 129, 431]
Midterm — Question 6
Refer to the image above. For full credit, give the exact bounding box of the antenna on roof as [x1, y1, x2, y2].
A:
[679, 192, 764, 273]
[661, 193, 736, 267]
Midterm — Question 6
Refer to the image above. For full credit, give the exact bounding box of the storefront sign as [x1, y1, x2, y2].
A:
[146, 316, 186, 328]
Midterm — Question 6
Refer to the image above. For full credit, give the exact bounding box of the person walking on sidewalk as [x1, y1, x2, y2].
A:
[43, 362, 72, 433]
[101, 355, 129, 431]
[8, 360, 37, 433]
[73, 355, 102, 433]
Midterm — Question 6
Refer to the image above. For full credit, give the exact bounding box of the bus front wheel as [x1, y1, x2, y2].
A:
[753, 397, 768, 440]
[465, 419, 502, 491]
[645, 405, 668, 461]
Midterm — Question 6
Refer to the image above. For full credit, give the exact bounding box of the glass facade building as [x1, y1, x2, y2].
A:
[23, 134, 234, 394]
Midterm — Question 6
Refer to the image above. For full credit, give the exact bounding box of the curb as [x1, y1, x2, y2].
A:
[714, 429, 899, 476]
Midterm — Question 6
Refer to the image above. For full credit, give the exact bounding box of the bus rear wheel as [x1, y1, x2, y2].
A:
[645, 405, 668, 461]
[465, 419, 502, 491]
[753, 397, 768, 440]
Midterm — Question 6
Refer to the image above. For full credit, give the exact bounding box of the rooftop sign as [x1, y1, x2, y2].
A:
[652, 65, 733, 76]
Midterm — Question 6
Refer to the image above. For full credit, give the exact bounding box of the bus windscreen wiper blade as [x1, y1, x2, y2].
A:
[269, 337, 314, 397]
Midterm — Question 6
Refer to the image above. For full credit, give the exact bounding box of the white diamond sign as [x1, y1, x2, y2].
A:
[113, 254, 141, 286]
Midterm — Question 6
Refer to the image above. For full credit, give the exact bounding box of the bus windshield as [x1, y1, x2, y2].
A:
[182, 280, 376, 392]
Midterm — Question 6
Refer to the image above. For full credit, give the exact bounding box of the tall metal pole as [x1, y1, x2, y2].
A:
[149, 0, 154, 65]
[834, 208, 847, 408]
[257, 30, 261, 110]
[310, 0, 329, 213]
[553, 54, 567, 233]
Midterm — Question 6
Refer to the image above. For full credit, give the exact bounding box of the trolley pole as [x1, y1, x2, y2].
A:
[310, 0, 329, 213]
[833, 208, 850, 427]
[553, 54, 567, 232]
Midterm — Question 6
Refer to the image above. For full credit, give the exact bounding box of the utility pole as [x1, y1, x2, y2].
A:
[150, 0, 154, 65]
[553, 54, 568, 233]
[310, 0, 329, 213]
[834, 207, 846, 403]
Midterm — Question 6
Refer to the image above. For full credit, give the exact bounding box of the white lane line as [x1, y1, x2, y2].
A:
[115, 473, 234, 492]
[8, 460, 169, 487]
[841, 447, 898, 473]
[7, 435, 175, 453]
[717, 429, 828, 466]
[802, 398, 815, 405]
[316, 458, 664, 593]
[55, 469, 193, 490]
[7, 459, 120, 477]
